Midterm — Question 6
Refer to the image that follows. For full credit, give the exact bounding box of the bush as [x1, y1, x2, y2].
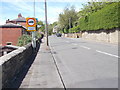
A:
[69, 26, 80, 33]
[17, 32, 42, 46]
[36, 32, 42, 39]
[79, 2, 120, 31]
[17, 35, 32, 46]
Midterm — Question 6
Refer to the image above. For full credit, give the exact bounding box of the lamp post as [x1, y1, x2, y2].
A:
[45, 0, 49, 46]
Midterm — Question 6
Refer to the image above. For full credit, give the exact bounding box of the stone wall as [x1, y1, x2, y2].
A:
[64, 33, 82, 38]
[82, 28, 119, 44]
[64, 28, 119, 44]
[0, 40, 40, 89]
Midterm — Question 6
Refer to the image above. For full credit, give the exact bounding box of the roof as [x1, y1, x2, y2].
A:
[11, 17, 26, 22]
[0, 23, 26, 29]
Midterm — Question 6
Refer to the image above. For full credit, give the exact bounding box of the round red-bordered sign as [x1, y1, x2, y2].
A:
[26, 18, 36, 26]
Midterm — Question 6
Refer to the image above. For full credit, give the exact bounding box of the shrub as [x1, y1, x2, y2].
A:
[17, 35, 32, 46]
[79, 2, 120, 31]
[69, 26, 80, 33]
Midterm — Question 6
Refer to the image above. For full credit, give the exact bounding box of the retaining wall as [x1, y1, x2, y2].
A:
[64, 28, 119, 44]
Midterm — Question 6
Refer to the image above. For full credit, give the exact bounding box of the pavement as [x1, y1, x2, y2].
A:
[20, 36, 118, 88]
[20, 38, 64, 88]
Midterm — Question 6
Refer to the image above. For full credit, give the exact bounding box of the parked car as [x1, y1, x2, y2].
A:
[56, 33, 62, 37]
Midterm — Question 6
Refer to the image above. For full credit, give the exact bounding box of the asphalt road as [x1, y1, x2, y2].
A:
[49, 35, 118, 88]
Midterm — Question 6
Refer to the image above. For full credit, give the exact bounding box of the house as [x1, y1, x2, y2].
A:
[0, 23, 26, 46]
[53, 26, 58, 33]
[6, 13, 26, 27]
[0, 13, 28, 46]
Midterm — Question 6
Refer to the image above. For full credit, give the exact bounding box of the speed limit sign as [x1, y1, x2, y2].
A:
[26, 18, 36, 31]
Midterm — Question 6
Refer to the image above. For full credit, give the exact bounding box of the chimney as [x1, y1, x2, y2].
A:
[18, 13, 22, 18]
[6, 19, 10, 23]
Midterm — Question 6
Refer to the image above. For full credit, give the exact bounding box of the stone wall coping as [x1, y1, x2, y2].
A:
[0, 47, 26, 65]
[5, 45, 20, 49]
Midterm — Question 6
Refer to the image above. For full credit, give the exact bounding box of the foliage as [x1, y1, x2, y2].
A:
[79, 2, 119, 31]
[37, 21, 45, 33]
[17, 35, 32, 46]
[48, 24, 53, 35]
[17, 32, 42, 46]
[52, 22, 58, 26]
[58, 6, 78, 33]
[36, 32, 42, 39]
[78, 1, 114, 18]
[69, 26, 80, 33]
[48, 21, 59, 35]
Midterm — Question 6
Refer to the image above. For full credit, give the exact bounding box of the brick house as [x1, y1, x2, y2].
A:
[6, 13, 26, 27]
[0, 23, 26, 46]
[0, 13, 28, 46]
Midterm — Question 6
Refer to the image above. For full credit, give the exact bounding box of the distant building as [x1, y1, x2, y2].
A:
[0, 13, 28, 46]
[53, 26, 58, 33]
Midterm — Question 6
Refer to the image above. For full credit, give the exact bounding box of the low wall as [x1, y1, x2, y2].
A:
[0, 40, 40, 88]
[64, 33, 82, 38]
[82, 28, 119, 44]
[64, 28, 119, 44]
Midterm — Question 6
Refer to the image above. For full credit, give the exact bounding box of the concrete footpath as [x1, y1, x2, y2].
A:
[20, 41, 64, 88]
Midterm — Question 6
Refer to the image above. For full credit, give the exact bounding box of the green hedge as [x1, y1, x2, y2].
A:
[79, 2, 120, 31]
[69, 26, 80, 33]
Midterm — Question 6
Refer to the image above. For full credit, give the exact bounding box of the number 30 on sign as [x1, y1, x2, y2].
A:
[26, 18, 36, 31]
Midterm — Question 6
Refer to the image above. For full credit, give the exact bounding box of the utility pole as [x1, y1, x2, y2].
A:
[69, 18, 71, 29]
[45, 0, 49, 46]
[32, 0, 36, 48]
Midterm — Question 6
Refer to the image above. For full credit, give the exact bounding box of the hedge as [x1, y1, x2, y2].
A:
[69, 26, 80, 33]
[79, 2, 120, 31]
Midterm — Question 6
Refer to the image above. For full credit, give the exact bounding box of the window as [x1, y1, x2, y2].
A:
[6, 42, 12, 45]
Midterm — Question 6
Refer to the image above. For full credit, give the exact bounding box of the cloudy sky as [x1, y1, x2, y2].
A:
[0, 0, 88, 25]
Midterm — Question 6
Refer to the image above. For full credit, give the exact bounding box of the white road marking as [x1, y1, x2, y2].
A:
[72, 43, 78, 46]
[96, 50, 119, 58]
[80, 46, 91, 50]
[66, 41, 70, 43]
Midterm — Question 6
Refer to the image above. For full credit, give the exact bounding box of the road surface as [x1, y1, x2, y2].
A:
[20, 35, 118, 88]
[49, 35, 118, 88]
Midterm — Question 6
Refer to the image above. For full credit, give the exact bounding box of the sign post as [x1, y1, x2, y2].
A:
[26, 18, 36, 48]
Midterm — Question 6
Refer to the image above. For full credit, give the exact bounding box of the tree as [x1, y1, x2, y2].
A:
[78, 1, 114, 19]
[48, 24, 53, 35]
[37, 21, 45, 33]
[58, 6, 78, 33]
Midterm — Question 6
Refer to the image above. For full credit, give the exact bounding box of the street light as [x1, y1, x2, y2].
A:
[45, 0, 49, 46]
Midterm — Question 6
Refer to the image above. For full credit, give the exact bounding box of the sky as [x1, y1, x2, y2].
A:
[0, 0, 88, 25]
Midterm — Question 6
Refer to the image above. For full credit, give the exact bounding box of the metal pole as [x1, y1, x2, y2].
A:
[32, 0, 36, 48]
[69, 18, 71, 29]
[45, 0, 49, 46]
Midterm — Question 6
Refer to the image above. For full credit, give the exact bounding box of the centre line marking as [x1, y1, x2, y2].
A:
[66, 41, 70, 43]
[96, 50, 119, 58]
[80, 46, 91, 50]
[72, 43, 78, 46]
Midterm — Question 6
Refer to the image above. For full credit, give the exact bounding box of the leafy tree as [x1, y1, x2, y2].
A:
[37, 21, 45, 33]
[58, 6, 78, 33]
[78, 1, 114, 19]
[79, 2, 119, 31]
[48, 24, 53, 35]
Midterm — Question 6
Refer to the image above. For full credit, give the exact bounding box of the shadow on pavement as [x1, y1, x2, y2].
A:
[5, 42, 41, 89]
